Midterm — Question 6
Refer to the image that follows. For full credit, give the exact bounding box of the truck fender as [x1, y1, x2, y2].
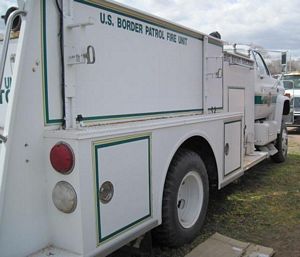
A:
[157, 131, 216, 224]
[275, 95, 290, 133]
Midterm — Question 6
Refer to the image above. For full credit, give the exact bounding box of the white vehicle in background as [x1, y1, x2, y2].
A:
[0, 1, 290, 257]
[281, 72, 300, 126]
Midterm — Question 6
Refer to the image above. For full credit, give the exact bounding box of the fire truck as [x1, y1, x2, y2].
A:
[0, 1, 290, 256]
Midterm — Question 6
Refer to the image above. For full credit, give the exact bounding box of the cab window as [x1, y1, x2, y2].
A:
[253, 51, 270, 77]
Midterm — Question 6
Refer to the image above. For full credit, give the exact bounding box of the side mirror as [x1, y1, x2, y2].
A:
[281, 52, 287, 73]
[281, 52, 287, 65]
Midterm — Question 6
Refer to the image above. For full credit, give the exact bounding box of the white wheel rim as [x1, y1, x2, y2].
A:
[282, 128, 288, 156]
[177, 171, 204, 229]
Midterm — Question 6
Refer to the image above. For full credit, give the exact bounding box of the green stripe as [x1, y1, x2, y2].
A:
[255, 95, 277, 105]
[80, 109, 203, 122]
[97, 136, 149, 148]
[94, 145, 101, 244]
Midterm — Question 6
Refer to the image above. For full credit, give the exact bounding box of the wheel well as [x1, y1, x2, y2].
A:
[179, 136, 218, 188]
[283, 100, 290, 115]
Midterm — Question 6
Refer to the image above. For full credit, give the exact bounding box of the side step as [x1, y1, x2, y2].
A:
[243, 151, 268, 171]
[258, 144, 278, 156]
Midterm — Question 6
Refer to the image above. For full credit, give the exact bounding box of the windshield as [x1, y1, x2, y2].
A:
[0, 38, 17, 129]
[282, 75, 300, 90]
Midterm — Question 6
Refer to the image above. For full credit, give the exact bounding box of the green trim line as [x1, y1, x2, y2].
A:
[41, 0, 63, 125]
[255, 95, 277, 105]
[208, 107, 223, 111]
[80, 109, 203, 122]
[75, 0, 223, 47]
[93, 135, 152, 244]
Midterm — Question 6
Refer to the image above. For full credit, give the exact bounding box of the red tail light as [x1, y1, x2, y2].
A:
[50, 142, 74, 174]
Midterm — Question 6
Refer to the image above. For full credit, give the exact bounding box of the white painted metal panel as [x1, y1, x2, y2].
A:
[0, 1, 51, 256]
[94, 136, 151, 242]
[66, 1, 203, 122]
[254, 121, 278, 146]
[46, 141, 84, 254]
[223, 55, 255, 155]
[206, 44, 223, 109]
[0, 39, 17, 127]
[228, 88, 245, 113]
[228, 88, 246, 156]
[224, 121, 242, 175]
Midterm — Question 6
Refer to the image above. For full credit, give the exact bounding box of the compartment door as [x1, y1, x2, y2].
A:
[228, 88, 245, 113]
[224, 121, 242, 176]
[93, 135, 151, 243]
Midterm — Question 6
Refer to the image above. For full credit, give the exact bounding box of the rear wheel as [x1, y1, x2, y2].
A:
[153, 149, 209, 247]
[271, 123, 288, 163]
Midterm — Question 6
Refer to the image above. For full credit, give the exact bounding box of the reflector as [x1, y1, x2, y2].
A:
[50, 142, 74, 174]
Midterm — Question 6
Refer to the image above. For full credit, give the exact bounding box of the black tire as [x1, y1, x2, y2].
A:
[153, 149, 209, 247]
[271, 123, 288, 163]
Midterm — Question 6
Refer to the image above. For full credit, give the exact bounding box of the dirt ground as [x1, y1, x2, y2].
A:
[153, 128, 300, 257]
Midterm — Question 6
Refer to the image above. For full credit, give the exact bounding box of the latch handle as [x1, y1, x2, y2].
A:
[224, 143, 230, 156]
[85, 45, 95, 64]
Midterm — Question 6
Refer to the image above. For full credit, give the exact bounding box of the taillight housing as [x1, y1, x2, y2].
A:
[52, 181, 77, 213]
[50, 142, 75, 174]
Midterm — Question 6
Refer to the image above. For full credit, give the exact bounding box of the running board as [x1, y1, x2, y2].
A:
[258, 144, 278, 156]
[243, 152, 268, 171]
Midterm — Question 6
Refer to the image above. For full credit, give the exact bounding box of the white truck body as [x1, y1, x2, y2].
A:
[0, 37, 17, 127]
[0, 1, 290, 257]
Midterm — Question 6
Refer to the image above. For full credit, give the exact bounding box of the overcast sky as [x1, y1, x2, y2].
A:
[1, 0, 299, 58]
